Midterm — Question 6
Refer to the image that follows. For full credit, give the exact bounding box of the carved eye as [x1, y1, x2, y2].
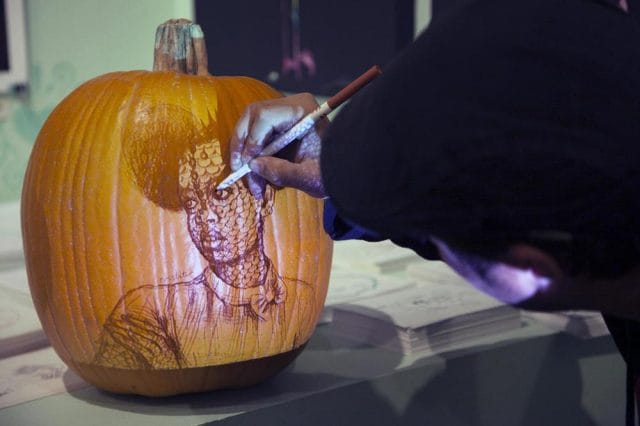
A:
[215, 188, 233, 201]
[183, 198, 198, 211]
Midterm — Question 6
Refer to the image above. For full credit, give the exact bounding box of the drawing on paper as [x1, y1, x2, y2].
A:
[0, 364, 65, 399]
[0, 346, 89, 410]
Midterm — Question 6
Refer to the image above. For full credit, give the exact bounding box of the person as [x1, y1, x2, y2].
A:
[228, 0, 640, 423]
[95, 118, 315, 370]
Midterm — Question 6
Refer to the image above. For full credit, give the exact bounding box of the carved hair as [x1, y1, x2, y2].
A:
[178, 141, 225, 190]
[121, 102, 226, 210]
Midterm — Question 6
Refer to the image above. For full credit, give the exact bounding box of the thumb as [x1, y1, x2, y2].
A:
[248, 156, 300, 187]
[249, 157, 326, 198]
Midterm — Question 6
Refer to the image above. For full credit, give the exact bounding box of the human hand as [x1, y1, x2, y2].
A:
[229, 93, 329, 198]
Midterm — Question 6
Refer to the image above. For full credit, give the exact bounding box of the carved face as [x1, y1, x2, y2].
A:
[178, 141, 269, 265]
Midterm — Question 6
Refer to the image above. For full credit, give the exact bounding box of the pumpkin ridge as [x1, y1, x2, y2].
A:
[85, 74, 146, 357]
[291, 193, 304, 343]
[82, 77, 137, 355]
[71, 76, 127, 362]
[51, 80, 99, 361]
[47, 76, 117, 363]
[110, 74, 145, 325]
[21, 139, 74, 360]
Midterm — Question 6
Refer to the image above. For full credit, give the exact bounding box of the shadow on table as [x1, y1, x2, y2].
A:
[201, 332, 624, 425]
[396, 332, 623, 426]
[63, 307, 405, 422]
[63, 313, 624, 425]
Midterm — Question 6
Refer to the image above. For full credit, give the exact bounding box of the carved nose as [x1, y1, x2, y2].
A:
[197, 209, 218, 224]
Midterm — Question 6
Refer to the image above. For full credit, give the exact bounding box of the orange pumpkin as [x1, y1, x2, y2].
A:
[21, 20, 332, 396]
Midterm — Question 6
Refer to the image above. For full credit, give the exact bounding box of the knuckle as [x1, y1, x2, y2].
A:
[246, 101, 263, 115]
[298, 92, 319, 111]
[269, 175, 284, 186]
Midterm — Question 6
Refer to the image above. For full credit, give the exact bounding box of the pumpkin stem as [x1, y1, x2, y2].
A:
[153, 19, 209, 76]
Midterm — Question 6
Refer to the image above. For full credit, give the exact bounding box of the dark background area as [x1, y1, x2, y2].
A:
[0, 0, 9, 71]
[431, 0, 463, 16]
[195, 0, 414, 96]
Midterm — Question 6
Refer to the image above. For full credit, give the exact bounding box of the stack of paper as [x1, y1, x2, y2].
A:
[523, 310, 609, 339]
[332, 239, 422, 274]
[0, 200, 23, 270]
[329, 278, 521, 355]
[0, 269, 48, 358]
[320, 268, 416, 323]
[408, 262, 609, 340]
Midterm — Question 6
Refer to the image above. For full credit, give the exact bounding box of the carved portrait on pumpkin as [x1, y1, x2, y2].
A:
[93, 104, 315, 370]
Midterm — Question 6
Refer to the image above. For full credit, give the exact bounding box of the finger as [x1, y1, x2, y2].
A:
[241, 92, 321, 164]
[230, 94, 322, 170]
[295, 121, 325, 162]
[229, 111, 251, 171]
[249, 157, 326, 198]
[246, 173, 267, 200]
[230, 101, 290, 171]
[243, 104, 304, 164]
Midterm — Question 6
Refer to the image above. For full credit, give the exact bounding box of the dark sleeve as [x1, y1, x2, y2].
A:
[322, 198, 383, 241]
[320, 0, 640, 251]
[323, 199, 441, 260]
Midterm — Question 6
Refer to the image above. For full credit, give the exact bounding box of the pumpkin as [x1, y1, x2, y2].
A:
[21, 19, 333, 396]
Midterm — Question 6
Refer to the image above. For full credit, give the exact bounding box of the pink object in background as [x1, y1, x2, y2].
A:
[280, 0, 316, 80]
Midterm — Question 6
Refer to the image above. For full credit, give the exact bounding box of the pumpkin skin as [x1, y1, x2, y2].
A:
[21, 22, 332, 396]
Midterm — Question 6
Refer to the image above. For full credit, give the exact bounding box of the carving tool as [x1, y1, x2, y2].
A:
[217, 65, 382, 190]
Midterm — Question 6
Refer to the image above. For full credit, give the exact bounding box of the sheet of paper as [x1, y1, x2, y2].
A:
[0, 200, 23, 269]
[336, 280, 509, 330]
[0, 266, 29, 295]
[332, 239, 422, 274]
[325, 267, 415, 307]
[0, 285, 48, 358]
[0, 346, 88, 409]
[319, 266, 417, 324]
[406, 261, 470, 288]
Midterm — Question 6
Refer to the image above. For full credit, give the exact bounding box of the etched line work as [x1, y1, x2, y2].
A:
[94, 107, 314, 369]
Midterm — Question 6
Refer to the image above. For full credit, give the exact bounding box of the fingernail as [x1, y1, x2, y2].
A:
[230, 152, 241, 171]
[248, 159, 260, 173]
